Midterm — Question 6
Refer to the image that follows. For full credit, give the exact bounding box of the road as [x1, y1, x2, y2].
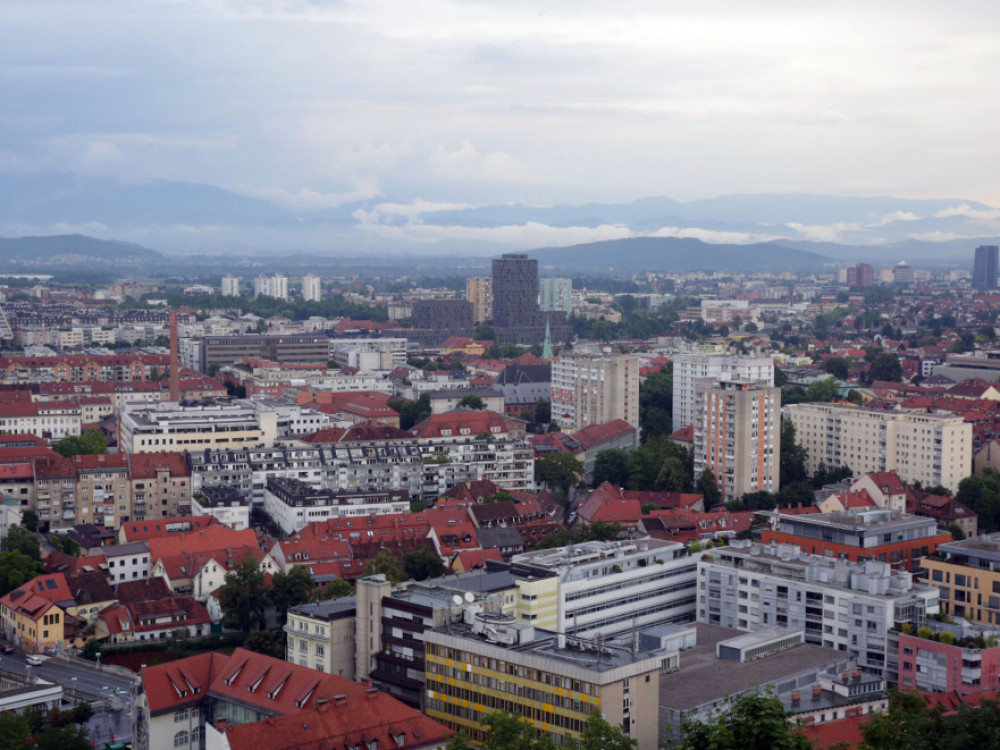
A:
[1, 650, 136, 745]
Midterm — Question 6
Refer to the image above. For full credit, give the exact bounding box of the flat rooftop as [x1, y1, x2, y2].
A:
[290, 596, 357, 620]
[658, 623, 846, 711]
[776, 509, 935, 533]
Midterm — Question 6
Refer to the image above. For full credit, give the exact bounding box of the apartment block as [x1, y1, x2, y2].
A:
[511, 539, 699, 638]
[301, 273, 322, 302]
[551, 352, 639, 433]
[539, 277, 572, 315]
[919, 533, 1000, 626]
[285, 597, 358, 678]
[424, 615, 664, 749]
[698, 540, 940, 677]
[672, 354, 774, 430]
[119, 400, 278, 454]
[761, 508, 952, 572]
[784, 403, 972, 493]
[220, 274, 241, 297]
[199, 333, 330, 372]
[263, 476, 410, 534]
[465, 277, 494, 323]
[693, 377, 780, 503]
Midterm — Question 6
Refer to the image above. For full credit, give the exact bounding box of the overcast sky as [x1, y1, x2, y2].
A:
[5, 0, 1000, 214]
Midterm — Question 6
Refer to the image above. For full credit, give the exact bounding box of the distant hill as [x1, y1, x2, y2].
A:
[528, 236, 829, 273]
[0, 234, 163, 264]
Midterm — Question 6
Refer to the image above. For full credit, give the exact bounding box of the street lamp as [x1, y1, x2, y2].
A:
[96, 651, 102, 671]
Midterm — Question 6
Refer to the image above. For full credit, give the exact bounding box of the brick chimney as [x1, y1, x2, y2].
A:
[169, 311, 181, 402]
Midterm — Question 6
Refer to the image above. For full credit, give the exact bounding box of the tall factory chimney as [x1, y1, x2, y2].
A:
[169, 311, 181, 402]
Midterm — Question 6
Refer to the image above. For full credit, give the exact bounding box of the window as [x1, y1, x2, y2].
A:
[174, 731, 189, 747]
[174, 709, 188, 722]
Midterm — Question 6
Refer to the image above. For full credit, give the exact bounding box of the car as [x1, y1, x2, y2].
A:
[26, 655, 44, 666]
[0, 645, 13, 655]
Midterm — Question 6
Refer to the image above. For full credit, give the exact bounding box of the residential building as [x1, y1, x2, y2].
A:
[784, 403, 972, 493]
[539, 277, 572, 315]
[73, 453, 132, 528]
[494, 362, 551, 418]
[693, 377, 780, 503]
[410, 299, 474, 346]
[300, 273, 322, 302]
[919, 533, 1000, 626]
[846, 263, 876, 287]
[119, 399, 278, 454]
[103, 541, 151, 583]
[762, 508, 952, 572]
[220, 274, 240, 297]
[424, 614, 664, 749]
[465, 276, 493, 323]
[191, 486, 251, 530]
[252, 273, 289, 300]
[0, 497, 23, 542]
[491, 254, 571, 345]
[973, 245, 999, 291]
[698, 539, 940, 676]
[96, 594, 211, 644]
[0, 573, 76, 653]
[551, 351, 639, 432]
[262, 476, 410, 534]
[510, 539, 699, 638]
[672, 353, 774, 430]
[428, 387, 505, 415]
[198, 333, 330, 372]
[561, 419, 640, 484]
[285, 597, 358, 678]
[127, 451, 192, 520]
[896, 620, 1000, 693]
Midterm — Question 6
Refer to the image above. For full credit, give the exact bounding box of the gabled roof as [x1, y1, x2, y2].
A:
[127, 451, 191, 479]
[142, 651, 232, 715]
[120, 515, 219, 542]
[570, 419, 636, 450]
[302, 421, 411, 444]
[219, 689, 450, 750]
[410, 409, 507, 439]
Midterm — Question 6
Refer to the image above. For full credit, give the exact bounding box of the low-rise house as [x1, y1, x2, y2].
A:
[0, 573, 78, 653]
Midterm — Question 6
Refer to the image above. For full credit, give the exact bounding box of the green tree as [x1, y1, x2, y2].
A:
[218, 556, 270, 633]
[578, 711, 637, 749]
[457, 394, 486, 410]
[676, 689, 812, 749]
[536, 453, 584, 493]
[54, 429, 108, 458]
[639, 367, 673, 440]
[805, 377, 839, 403]
[697, 468, 721, 507]
[592, 449, 629, 488]
[821, 356, 850, 379]
[780, 420, 808, 486]
[403, 545, 446, 581]
[269, 565, 314, 612]
[0, 550, 42, 596]
[868, 352, 903, 382]
[309, 577, 353, 602]
[244, 628, 286, 658]
[946, 523, 966, 541]
[21, 510, 38, 532]
[534, 399, 551, 426]
[362, 549, 407, 584]
[80, 638, 101, 661]
[2, 525, 40, 560]
[482, 711, 556, 750]
[49, 534, 81, 556]
[773, 365, 788, 387]
[655, 456, 688, 493]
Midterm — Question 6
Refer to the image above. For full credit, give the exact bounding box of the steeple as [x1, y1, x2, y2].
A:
[542, 317, 553, 360]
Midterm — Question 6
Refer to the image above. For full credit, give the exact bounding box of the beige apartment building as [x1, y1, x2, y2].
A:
[694, 377, 780, 503]
[465, 277, 494, 324]
[785, 403, 971, 493]
[118, 400, 277, 454]
[551, 352, 639, 433]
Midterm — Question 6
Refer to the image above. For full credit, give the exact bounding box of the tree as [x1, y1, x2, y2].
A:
[482, 711, 555, 750]
[821, 356, 850, 379]
[81, 638, 101, 661]
[639, 367, 673, 440]
[245, 629, 286, 658]
[309, 577, 353, 602]
[457, 394, 486, 410]
[676, 688, 812, 749]
[946, 523, 966, 541]
[773, 365, 788, 387]
[218, 556, 270, 633]
[536, 453, 584, 493]
[54, 429, 108, 458]
[2, 525, 40, 560]
[534, 399, 551, 426]
[270, 565, 313, 612]
[362, 549, 406, 584]
[780, 420, 808, 486]
[578, 711, 637, 749]
[868, 352, 903, 382]
[0, 550, 42, 597]
[805, 377, 839, 403]
[592, 449, 629, 489]
[21, 510, 38, 532]
[656, 457, 688, 493]
[697, 468, 721, 507]
[49, 534, 81, 556]
[403, 545, 446, 581]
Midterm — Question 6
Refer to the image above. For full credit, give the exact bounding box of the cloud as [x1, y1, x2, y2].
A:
[426, 141, 528, 182]
[356, 217, 631, 248]
[933, 204, 1000, 221]
[233, 181, 384, 210]
[785, 222, 864, 242]
[877, 210, 921, 224]
[650, 226, 775, 244]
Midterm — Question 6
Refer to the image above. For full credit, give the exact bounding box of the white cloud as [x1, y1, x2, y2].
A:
[353, 199, 472, 223]
[877, 210, 921, 224]
[786, 222, 864, 242]
[933, 204, 1000, 221]
[233, 182, 383, 210]
[357, 218, 631, 248]
[650, 226, 774, 244]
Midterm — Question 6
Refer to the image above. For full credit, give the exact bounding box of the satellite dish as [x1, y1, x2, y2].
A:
[464, 591, 475, 603]
[452, 594, 463, 606]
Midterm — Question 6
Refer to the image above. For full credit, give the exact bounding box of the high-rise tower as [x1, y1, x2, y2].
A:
[169, 311, 181, 402]
[973, 245, 999, 291]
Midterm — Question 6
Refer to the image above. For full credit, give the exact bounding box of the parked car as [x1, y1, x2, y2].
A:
[26, 655, 44, 665]
[0, 645, 13, 654]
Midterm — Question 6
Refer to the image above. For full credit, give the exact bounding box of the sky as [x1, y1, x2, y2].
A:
[4, 0, 1000, 251]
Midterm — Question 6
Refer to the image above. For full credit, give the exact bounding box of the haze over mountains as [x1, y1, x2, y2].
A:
[2, 172, 998, 267]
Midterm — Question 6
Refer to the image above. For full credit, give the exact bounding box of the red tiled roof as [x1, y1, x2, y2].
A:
[219, 689, 450, 750]
[569, 419, 635, 450]
[127, 451, 190, 479]
[577, 483, 642, 526]
[410, 409, 507, 439]
[667, 424, 695, 442]
[452, 548, 504, 570]
[302, 420, 411, 443]
[142, 651, 231, 715]
[0, 434, 47, 447]
[120, 515, 219, 542]
[798, 713, 868, 749]
[72, 453, 128, 472]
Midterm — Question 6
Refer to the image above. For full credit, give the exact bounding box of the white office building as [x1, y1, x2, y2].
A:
[220, 275, 241, 297]
[673, 353, 774, 430]
[301, 273, 322, 303]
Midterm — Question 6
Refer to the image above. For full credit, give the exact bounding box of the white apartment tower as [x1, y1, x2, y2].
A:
[465, 277, 493, 324]
[551, 351, 639, 433]
[784, 403, 972, 493]
[301, 273, 322, 303]
[693, 377, 781, 503]
[539, 278, 572, 315]
[220, 274, 241, 297]
[673, 353, 774, 430]
[253, 273, 290, 301]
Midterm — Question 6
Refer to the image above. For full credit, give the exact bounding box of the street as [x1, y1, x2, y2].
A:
[1, 651, 136, 745]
